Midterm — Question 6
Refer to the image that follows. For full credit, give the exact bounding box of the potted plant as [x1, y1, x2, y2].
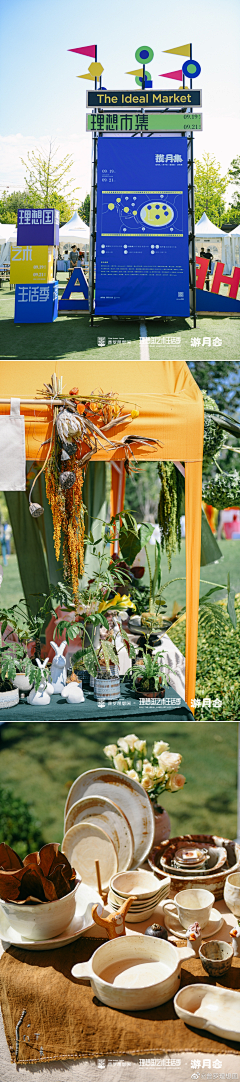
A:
[131, 639, 173, 699]
[53, 540, 136, 683]
[103, 733, 186, 844]
[110, 513, 167, 630]
[0, 640, 46, 703]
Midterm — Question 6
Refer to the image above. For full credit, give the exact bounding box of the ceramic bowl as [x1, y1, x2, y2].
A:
[199, 940, 233, 977]
[0, 876, 81, 941]
[148, 834, 240, 899]
[72, 933, 181, 1011]
[110, 869, 161, 900]
[224, 870, 240, 916]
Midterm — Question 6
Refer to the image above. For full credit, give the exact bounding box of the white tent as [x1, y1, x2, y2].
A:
[59, 211, 89, 251]
[195, 212, 232, 273]
[229, 222, 240, 267]
[0, 224, 17, 266]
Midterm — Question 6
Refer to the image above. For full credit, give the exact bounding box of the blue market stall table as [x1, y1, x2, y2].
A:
[0, 684, 193, 721]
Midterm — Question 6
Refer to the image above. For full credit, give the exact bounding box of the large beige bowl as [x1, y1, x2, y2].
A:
[72, 934, 181, 1011]
[148, 834, 240, 900]
[0, 877, 81, 941]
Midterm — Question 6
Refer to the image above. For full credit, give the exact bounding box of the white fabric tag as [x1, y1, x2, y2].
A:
[0, 398, 26, 490]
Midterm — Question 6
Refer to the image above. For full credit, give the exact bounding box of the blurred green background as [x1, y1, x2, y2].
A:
[0, 721, 237, 851]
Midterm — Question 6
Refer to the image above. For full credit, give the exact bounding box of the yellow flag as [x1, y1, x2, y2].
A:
[163, 43, 191, 57]
[126, 68, 144, 76]
[77, 73, 95, 80]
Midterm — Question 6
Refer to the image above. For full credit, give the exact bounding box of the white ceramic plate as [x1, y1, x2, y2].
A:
[62, 822, 118, 889]
[163, 906, 224, 939]
[0, 883, 102, 951]
[65, 796, 133, 872]
[64, 768, 155, 869]
[174, 984, 240, 1041]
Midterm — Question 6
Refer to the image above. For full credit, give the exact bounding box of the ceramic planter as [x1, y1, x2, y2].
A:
[13, 673, 32, 693]
[0, 876, 81, 941]
[94, 669, 120, 701]
[0, 687, 19, 709]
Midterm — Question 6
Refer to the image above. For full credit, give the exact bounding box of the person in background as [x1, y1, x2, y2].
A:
[69, 245, 78, 273]
[205, 247, 213, 291]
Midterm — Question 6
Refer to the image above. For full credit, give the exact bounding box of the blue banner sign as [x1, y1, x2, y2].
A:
[17, 208, 59, 246]
[95, 138, 190, 317]
[14, 281, 58, 323]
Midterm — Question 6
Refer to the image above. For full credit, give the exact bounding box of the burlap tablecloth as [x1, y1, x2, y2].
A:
[0, 935, 239, 1065]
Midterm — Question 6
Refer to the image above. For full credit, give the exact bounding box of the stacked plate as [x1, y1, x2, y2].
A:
[108, 869, 170, 922]
[62, 768, 155, 892]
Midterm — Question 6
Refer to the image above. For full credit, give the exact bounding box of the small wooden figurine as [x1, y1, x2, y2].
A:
[92, 897, 137, 939]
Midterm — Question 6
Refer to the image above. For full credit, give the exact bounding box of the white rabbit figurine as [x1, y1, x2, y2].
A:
[27, 658, 52, 707]
[61, 682, 85, 704]
[50, 640, 67, 693]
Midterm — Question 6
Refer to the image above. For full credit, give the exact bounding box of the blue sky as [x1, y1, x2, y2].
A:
[0, 0, 240, 204]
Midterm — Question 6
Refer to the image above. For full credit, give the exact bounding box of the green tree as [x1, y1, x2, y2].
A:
[187, 362, 240, 475]
[78, 193, 90, 225]
[124, 462, 160, 521]
[222, 155, 240, 230]
[20, 141, 79, 222]
[194, 153, 228, 226]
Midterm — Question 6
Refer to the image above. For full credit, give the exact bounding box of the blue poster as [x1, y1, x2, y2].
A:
[95, 138, 189, 317]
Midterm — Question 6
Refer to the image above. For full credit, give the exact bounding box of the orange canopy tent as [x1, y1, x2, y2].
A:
[0, 360, 204, 709]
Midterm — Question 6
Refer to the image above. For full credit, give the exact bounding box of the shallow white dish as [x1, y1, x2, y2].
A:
[0, 882, 102, 951]
[62, 822, 118, 889]
[174, 984, 240, 1041]
[163, 906, 223, 939]
[65, 795, 133, 872]
[64, 768, 155, 868]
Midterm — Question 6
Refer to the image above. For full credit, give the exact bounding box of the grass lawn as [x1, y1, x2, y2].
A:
[1, 279, 239, 360]
[0, 721, 238, 848]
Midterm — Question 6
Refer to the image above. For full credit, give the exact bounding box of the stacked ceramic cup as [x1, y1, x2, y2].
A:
[108, 869, 170, 923]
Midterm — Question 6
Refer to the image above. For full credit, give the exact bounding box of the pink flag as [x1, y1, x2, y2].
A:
[159, 69, 183, 81]
[68, 45, 96, 58]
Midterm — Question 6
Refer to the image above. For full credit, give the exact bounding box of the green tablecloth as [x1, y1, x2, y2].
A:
[0, 684, 193, 721]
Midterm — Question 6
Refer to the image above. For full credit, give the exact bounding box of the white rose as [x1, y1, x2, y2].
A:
[158, 752, 182, 773]
[126, 769, 139, 782]
[117, 738, 130, 754]
[123, 733, 139, 750]
[104, 744, 118, 758]
[141, 775, 152, 791]
[155, 763, 166, 781]
[165, 772, 186, 792]
[135, 739, 147, 753]
[153, 741, 169, 756]
[142, 761, 155, 777]
[113, 753, 128, 772]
